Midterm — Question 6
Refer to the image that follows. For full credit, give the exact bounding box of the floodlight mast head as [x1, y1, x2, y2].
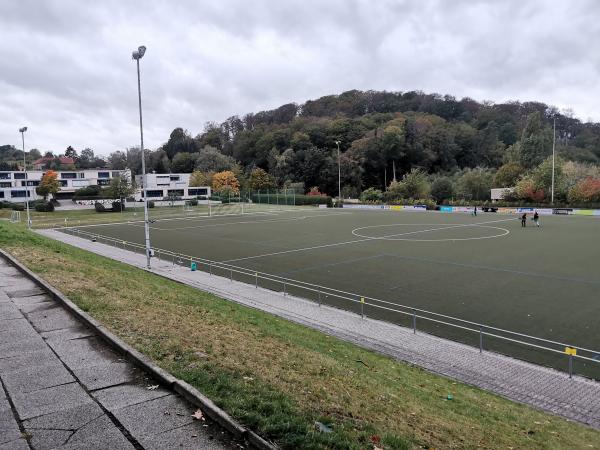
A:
[132, 45, 147, 60]
[19, 127, 27, 133]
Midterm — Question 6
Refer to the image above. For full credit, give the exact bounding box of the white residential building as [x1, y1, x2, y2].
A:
[0, 169, 129, 203]
[133, 173, 211, 200]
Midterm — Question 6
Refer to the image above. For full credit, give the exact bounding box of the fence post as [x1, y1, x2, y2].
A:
[318, 290, 321, 307]
[255, 272, 258, 288]
[569, 354, 573, 379]
[172, 254, 175, 265]
[412, 309, 416, 334]
[479, 326, 483, 353]
[360, 297, 364, 319]
[209, 263, 212, 276]
[283, 282, 286, 296]
[230, 269, 233, 282]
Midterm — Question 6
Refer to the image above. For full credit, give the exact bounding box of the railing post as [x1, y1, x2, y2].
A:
[283, 282, 286, 296]
[209, 263, 212, 276]
[479, 326, 483, 353]
[255, 272, 258, 288]
[412, 309, 416, 334]
[172, 254, 175, 265]
[569, 354, 573, 379]
[318, 290, 321, 307]
[230, 269, 233, 282]
[360, 297, 364, 319]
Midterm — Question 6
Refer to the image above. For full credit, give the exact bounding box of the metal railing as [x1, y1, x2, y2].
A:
[62, 227, 600, 379]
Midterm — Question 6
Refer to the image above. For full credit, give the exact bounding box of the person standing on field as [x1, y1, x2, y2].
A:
[533, 211, 540, 227]
[521, 213, 527, 227]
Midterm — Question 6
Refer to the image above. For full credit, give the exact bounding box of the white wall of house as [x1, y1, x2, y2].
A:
[0, 169, 129, 203]
[133, 173, 211, 201]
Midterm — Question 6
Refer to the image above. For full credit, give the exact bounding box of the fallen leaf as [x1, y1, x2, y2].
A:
[314, 421, 333, 433]
[242, 376, 254, 381]
[147, 385, 159, 391]
[192, 409, 205, 421]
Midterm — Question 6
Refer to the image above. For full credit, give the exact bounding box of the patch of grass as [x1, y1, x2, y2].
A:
[1, 221, 600, 449]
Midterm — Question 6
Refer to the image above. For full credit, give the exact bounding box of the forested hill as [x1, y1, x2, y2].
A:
[181, 89, 600, 197]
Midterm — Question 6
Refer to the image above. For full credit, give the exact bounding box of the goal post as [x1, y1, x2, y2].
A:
[10, 210, 21, 223]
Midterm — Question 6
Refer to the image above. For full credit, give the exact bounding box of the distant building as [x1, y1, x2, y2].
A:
[0, 169, 128, 203]
[32, 156, 75, 170]
[491, 187, 514, 201]
[134, 173, 210, 201]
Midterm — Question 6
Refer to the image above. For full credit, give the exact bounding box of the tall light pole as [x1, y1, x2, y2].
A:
[132, 45, 151, 269]
[19, 127, 31, 228]
[335, 140, 341, 204]
[551, 117, 556, 204]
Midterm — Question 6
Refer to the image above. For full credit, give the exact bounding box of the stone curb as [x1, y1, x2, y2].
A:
[0, 249, 277, 450]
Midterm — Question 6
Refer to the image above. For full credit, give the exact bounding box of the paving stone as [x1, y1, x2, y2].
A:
[26, 307, 81, 332]
[18, 301, 56, 315]
[11, 382, 94, 420]
[56, 414, 135, 450]
[48, 337, 121, 369]
[0, 350, 60, 375]
[0, 337, 48, 360]
[0, 291, 10, 303]
[111, 394, 195, 438]
[11, 295, 50, 307]
[0, 318, 31, 333]
[93, 383, 171, 412]
[72, 362, 137, 391]
[0, 304, 21, 321]
[5, 288, 46, 298]
[0, 437, 29, 449]
[0, 327, 39, 345]
[27, 429, 73, 450]
[40, 325, 95, 343]
[23, 402, 104, 431]
[2, 363, 75, 394]
[0, 409, 22, 445]
[137, 422, 226, 450]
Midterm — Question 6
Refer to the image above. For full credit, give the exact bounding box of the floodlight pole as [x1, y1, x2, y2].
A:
[19, 127, 31, 229]
[335, 140, 341, 204]
[133, 46, 151, 269]
[551, 118, 556, 204]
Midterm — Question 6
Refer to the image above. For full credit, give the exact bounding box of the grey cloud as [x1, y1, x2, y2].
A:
[1, 0, 599, 156]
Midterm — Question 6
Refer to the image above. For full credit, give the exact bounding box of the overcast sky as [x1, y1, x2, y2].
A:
[1, 0, 599, 156]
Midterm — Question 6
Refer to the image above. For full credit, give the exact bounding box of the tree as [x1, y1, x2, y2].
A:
[189, 171, 213, 187]
[360, 187, 383, 202]
[195, 146, 237, 172]
[108, 151, 128, 170]
[248, 167, 276, 190]
[171, 153, 196, 173]
[163, 128, 197, 159]
[392, 168, 431, 199]
[105, 176, 134, 205]
[568, 177, 600, 203]
[36, 170, 60, 200]
[519, 112, 553, 168]
[455, 167, 493, 201]
[431, 177, 454, 203]
[493, 163, 524, 188]
[212, 171, 240, 194]
[64, 146, 77, 159]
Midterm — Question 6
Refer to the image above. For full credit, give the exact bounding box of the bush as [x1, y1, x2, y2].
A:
[34, 202, 54, 212]
[73, 185, 103, 199]
[360, 188, 383, 203]
[112, 201, 125, 212]
[249, 193, 332, 207]
[95, 202, 106, 213]
[11, 203, 24, 211]
[187, 199, 198, 206]
[147, 201, 155, 208]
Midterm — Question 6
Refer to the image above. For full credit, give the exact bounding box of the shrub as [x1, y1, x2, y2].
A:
[360, 188, 383, 203]
[147, 200, 155, 208]
[112, 201, 125, 212]
[73, 185, 103, 198]
[11, 203, 24, 211]
[34, 202, 54, 212]
[249, 193, 332, 207]
[95, 202, 106, 213]
[187, 199, 198, 206]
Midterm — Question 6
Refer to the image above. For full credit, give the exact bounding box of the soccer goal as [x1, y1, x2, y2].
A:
[183, 200, 194, 212]
[10, 210, 21, 223]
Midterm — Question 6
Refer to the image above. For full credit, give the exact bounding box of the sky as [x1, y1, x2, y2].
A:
[1, 0, 599, 156]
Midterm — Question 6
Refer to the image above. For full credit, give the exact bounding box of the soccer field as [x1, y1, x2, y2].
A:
[62, 206, 600, 377]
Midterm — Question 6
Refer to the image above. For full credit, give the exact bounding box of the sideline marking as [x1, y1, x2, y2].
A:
[223, 217, 517, 263]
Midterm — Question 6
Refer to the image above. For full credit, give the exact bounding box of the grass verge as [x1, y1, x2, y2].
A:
[1, 221, 599, 449]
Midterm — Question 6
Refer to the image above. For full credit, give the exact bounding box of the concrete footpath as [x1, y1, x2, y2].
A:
[0, 258, 239, 449]
[37, 229, 600, 430]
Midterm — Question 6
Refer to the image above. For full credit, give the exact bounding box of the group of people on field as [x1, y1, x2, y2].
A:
[521, 211, 540, 228]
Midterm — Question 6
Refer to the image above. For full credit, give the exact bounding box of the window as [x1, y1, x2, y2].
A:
[11, 190, 29, 198]
[0, 192, 3, 198]
[79, 173, 85, 178]
[26, 180, 40, 187]
[112, 171, 120, 178]
[167, 189, 184, 197]
[97, 172, 110, 178]
[188, 188, 207, 196]
[97, 179, 110, 186]
[0, 182, 11, 188]
[0, 173, 10, 180]
[13, 173, 26, 179]
[61, 172, 76, 179]
[58, 180, 68, 187]
[170, 175, 180, 181]
[145, 190, 164, 198]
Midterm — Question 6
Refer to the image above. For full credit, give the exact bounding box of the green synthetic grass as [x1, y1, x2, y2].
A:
[2, 222, 600, 449]
[69, 208, 600, 378]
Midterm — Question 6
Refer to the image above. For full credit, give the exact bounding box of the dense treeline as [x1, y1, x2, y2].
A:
[3, 90, 600, 203]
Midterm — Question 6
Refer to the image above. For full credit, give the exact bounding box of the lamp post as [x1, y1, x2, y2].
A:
[19, 127, 31, 228]
[132, 45, 151, 269]
[335, 140, 341, 204]
[551, 118, 556, 204]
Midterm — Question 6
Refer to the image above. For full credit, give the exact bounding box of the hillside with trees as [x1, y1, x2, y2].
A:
[4, 90, 600, 204]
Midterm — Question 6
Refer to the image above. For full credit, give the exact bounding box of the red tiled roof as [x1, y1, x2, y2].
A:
[33, 156, 75, 165]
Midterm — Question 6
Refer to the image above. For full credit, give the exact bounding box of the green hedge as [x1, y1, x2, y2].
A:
[250, 194, 332, 207]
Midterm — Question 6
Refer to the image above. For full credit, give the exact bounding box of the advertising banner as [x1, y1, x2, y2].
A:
[440, 206, 453, 212]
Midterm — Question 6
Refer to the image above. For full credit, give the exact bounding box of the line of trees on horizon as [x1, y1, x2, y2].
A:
[2, 89, 600, 204]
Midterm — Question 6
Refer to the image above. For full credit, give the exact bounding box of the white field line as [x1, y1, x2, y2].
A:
[222, 217, 518, 263]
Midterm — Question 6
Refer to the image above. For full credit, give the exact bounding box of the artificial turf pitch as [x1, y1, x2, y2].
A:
[64, 206, 600, 377]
